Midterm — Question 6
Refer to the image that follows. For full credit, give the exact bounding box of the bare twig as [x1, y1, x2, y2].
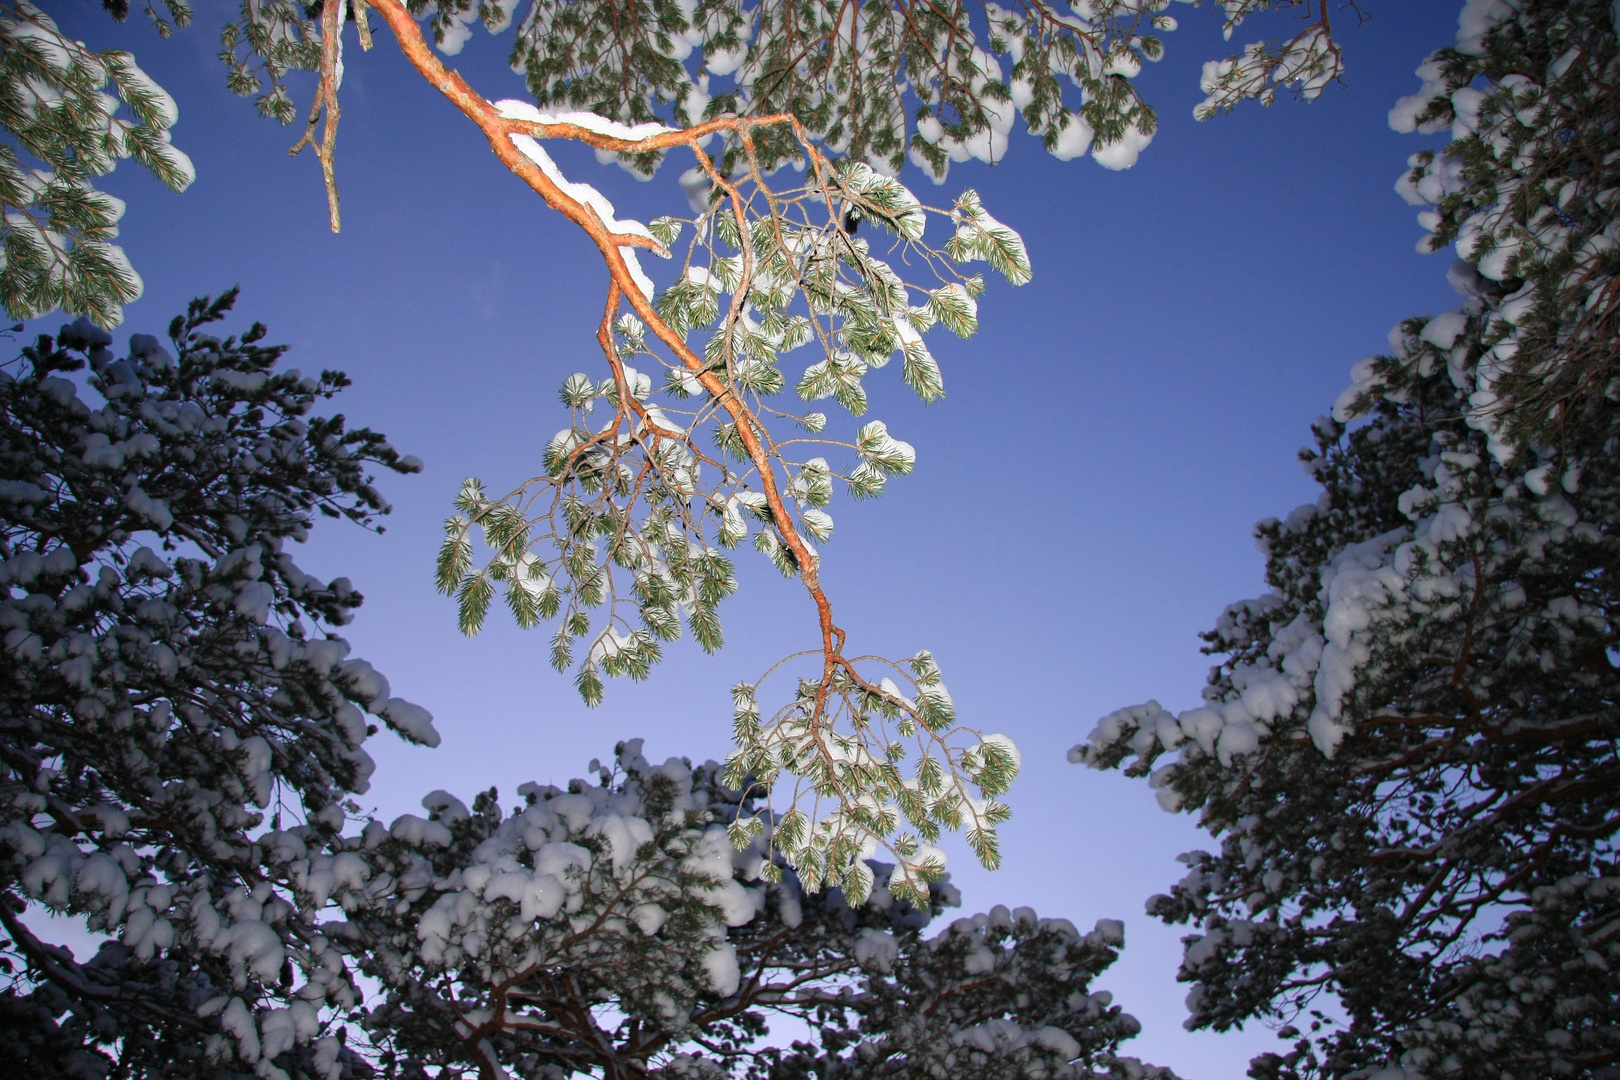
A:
[290, 0, 346, 232]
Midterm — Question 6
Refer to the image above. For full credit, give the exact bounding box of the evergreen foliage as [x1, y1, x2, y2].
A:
[0, 295, 422, 1076]
[1078, 3, 1620, 1076]
[1380, 0, 1620, 459]
[0, 1, 195, 326]
[439, 166, 1027, 898]
[348, 741, 1174, 1080]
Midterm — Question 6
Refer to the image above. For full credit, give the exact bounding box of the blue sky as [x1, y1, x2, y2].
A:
[41, 2, 1466, 1074]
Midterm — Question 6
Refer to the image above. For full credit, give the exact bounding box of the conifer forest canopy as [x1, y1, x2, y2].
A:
[0, 1, 1615, 1079]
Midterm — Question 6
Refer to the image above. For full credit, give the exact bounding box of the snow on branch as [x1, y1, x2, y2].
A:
[0, 2, 195, 326]
[1192, 1, 1354, 120]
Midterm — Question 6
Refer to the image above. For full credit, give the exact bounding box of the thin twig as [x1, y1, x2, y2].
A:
[290, 0, 345, 232]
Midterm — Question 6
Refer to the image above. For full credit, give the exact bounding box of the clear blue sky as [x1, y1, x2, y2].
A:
[41, 3, 1464, 1074]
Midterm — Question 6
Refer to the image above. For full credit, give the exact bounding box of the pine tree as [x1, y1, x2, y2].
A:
[1077, 3, 1619, 1076]
[347, 741, 1177, 1080]
[0, 294, 425, 1077]
[1379, 0, 1620, 460]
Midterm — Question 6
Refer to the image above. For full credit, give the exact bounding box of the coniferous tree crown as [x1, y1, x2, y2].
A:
[1078, 3, 1620, 1076]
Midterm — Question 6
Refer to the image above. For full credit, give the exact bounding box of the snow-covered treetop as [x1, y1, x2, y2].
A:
[0, 290, 428, 844]
[0, 294, 429, 1077]
[1078, 319, 1620, 1076]
[1375, 0, 1620, 459]
[310, 739, 1180, 1078]
[1073, 3, 1620, 1074]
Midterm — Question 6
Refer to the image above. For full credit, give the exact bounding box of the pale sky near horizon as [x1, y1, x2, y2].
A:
[32, 2, 1468, 1075]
